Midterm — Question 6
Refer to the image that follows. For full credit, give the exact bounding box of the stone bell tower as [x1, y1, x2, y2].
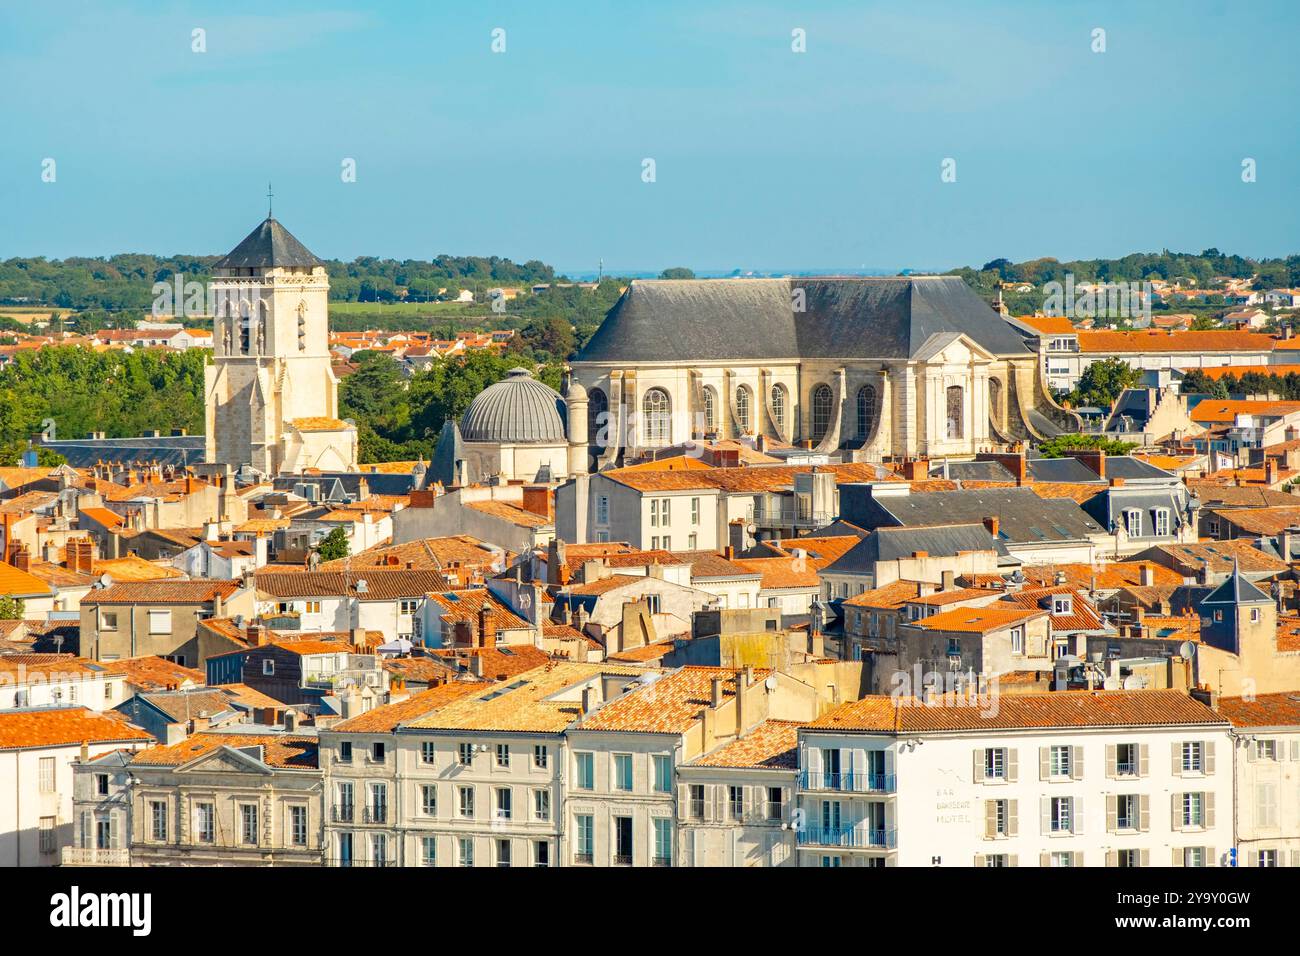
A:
[203, 212, 357, 474]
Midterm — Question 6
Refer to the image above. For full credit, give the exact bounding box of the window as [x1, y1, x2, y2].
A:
[1011, 626, 1025, 655]
[653, 755, 672, 793]
[702, 386, 717, 432]
[614, 754, 633, 791]
[1258, 849, 1278, 868]
[239, 803, 258, 845]
[262, 659, 276, 676]
[338, 742, 353, 764]
[984, 854, 1008, 867]
[856, 385, 876, 439]
[1182, 792, 1205, 828]
[196, 803, 215, 843]
[534, 789, 551, 821]
[1049, 745, 1072, 778]
[150, 800, 167, 841]
[596, 496, 609, 526]
[496, 743, 510, 768]
[689, 784, 706, 819]
[1256, 739, 1278, 761]
[767, 786, 783, 821]
[736, 385, 752, 432]
[661, 499, 671, 524]
[811, 384, 833, 441]
[421, 741, 436, 765]
[770, 384, 787, 430]
[575, 814, 594, 864]
[458, 743, 474, 766]
[369, 833, 387, 867]
[458, 837, 474, 867]
[690, 498, 699, 525]
[588, 387, 608, 444]
[147, 609, 172, 634]
[100, 610, 118, 631]
[40, 817, 56, 854]
[1050, 796, 1072, 833]
[495, 788, 512, 821]
[94, 816, 111, 851]
[422, 836, 437, 867]
[1153, 508, 1171, 537]
[642, 388, 671, 445]
[653, 818, 673, 866]
[1124, 509, 1143, 538]
[421, 785, 437, 816]
[614, 816, 633, 865]
[985, 748, 1007, 780]
[991, 799, 1010, 837]
[371, 742, 386, 762]
[688, 533, 697, 549]
[575, 752, 594, 790]
[1256, 781, 1279, 828]
[1050, 851, 1075, 867]
[336, 782, 354, 821]
[368, 783, 388, 824]
[1182, 741, 1204, 773]
[96, 773, 110, 796]
[534, 745, 549, 769]
[1116, 743, 1138, 776]
[1116, 794, 1137, 830]
[650, 499, 659, 527]
[1183, 847, 1205, 867]
[729, 785, 744, 819]
[290, 805, 307, 846]
[534, 840, 550, 867]
[458, 786, 475, 818]
[38, 756, 55, 792]
[496, 839, 512, 868]
[945, 385, 964, 440]
[1116, 849, 1139, 868]
[1052, 596, 1073, 615]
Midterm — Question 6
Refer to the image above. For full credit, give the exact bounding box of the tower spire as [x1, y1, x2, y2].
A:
[267, 182, 274, 219]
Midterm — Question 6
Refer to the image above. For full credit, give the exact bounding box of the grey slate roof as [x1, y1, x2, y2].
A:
[1200, 566, 1272, 605]
[460, 368, 568, 444]
[214, 217, 324, 270]
[39, 435, 206, 468]
[576, 276, 1033, 364]
[824, 524, 1002, 575]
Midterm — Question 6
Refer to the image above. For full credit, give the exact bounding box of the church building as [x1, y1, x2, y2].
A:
[569, 276, 1076, 467]
[204, 216, 358, 475]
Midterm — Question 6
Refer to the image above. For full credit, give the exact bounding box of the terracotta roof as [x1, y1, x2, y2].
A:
[730, 556, 820, 590]
[92, 555, 185, 582]
[427, 644, 551, 680]
[843, 580, 926, 609]
[1019, 561, 1182, 590]
[905, 605, 1044, 633]
[0, 707, 152, 751]
[1000, 585, 1105, 632]
[425, 589, 532, 631]
[77, 506, 123, 529]
[320, 535, 508, 574]
[255, 569, 449, 599]
[0, 562, 55, 598]
[464, 499, 552, 528]
[381, 655, 458, 685]
[1143, 540, 1288, 575]
[1018, 315, 1076, 335]
[689, 719, 800, 769]
[909, 587, 1001, 607]
[1207, 506, 1300, 536]
[579, 666, 771, 734]
[669, 550, 761, 579]
[80, 579, 241, 605]
[1212, 693, 1300, 728]
[131, 732, 318, 769]
[603, 461, 889, 494]
[107, 656, 205, 691]
[1077, 329, 1278, 354]
[1191, 364, 1300, 381]
[1191, 399, 1300, 424]
[331, 681, 484, 733]
[806, 689, 1227, 733]
[607, 640, 677, 663]
[1188, 482, 1300, 508]
[563, 574, 649, 596]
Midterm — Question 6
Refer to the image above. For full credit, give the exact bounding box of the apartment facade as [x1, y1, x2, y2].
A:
[81, 579, 256, 666]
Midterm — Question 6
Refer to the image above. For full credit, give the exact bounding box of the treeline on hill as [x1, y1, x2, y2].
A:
[949, 249, 1300, 316]
[1181, 368, 1300, 400]
[0, 253, 558, 311]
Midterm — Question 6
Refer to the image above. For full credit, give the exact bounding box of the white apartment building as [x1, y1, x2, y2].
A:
[1218, 692, 1300, 867]
[255, 569, 446, 643]
[0, 656, 129, 711]
[0, 707, 151, 866]
[795, 689, 1233, 867]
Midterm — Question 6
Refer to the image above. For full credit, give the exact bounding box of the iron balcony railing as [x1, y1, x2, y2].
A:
[328, 857, 393, 868]
[331, 804, 355, 823]
[363, 805, 388, 824]
[61, 846, 130, 866]
[798, 770, 897, 794]
[797, 826, 897, 849]
[750, 505, 835, 529]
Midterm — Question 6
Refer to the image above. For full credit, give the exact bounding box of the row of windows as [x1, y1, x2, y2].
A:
[335, 740, 551, 769]
[983, 791, 1214, 838]
[975, 742, 1212, 782]
[136, 799, 310, 847]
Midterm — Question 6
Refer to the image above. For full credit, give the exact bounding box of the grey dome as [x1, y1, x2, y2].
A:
[460, 368, 567, 444]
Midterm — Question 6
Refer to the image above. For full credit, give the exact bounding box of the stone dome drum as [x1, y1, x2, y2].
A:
[459, 368, 568, 444]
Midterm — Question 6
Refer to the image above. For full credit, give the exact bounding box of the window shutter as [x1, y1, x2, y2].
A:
[984, 801, 997, 840]
[1071, 746, 1083, 780]
[1072, 851, 1083, 867]
[1205, 741, 1216, 774]
[1171, 741, 1182, 776]
[1139, 794, 1150, 832]
[1172, 848, 1183, 867]
[1007, 800, 1018, 837]
[849, 748, 864, 786]
[1290, 740, 1300, 762]
[1247, 741, 1257, 763]
[1106, 744, 1117, 780]
[1206, 846, 1215, 867]
[1205, 792, 1215, 828]
[1006, 748, 1018, 783]
[1040, 797, 1050, 835]
[1008, 854, 1019, 867]
[1292, 850, 1300, 867]
[1039, 852, 1050, 868]
[1171, 793, 1182, 831]
[974, 854, 986, 867]
[1139, 849, 1149, 867]
[1039, 747, 1049, 780]
[1106, 849, 1117, 867]
[1244, 849, 1255, 868]
[678, 784, 689, 816]
[973, 749, 985, 784]
[807, 747, 823, 780]
[1106, 795, 1117, 833]
[1139, 743, 1149, 777]
[1073, 797, 1084, 835]
[703, 786, 715, 823]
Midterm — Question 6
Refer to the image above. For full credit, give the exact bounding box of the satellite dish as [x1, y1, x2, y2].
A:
[1122, 675, 1144, 690]
[764, 676, 778, 691]
[1178, 641, 1197, 660]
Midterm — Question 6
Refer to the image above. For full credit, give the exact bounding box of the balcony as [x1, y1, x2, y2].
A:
[331, 804, 355, 823]
[363, 806, 388, 824]
[750, 504, 835, 530]
[797, 826, 897, 850]
[61, 846, 130, 867]
[328, 857, 393, 868]
[652, 856, 672, 868]
[613, 853, 633, 866]
[799, 770, 896, 794]
[574, 852, 594, 865]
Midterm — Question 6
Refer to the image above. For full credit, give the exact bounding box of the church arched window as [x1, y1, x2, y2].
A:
[588, 387, 608, 447]
[771, 383, 787, 431]
[735, 385, 752, 433]
[811, 383, 834, 442]
[642, 388, 671, 446]
[946, 385, 964, 440]
[701, 386, 717, 433]
[856, 385, 877, 440]
[239, 302, 252, 354]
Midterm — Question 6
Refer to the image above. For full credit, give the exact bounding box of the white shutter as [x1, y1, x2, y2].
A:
[1171, 792, 1182, 831]
[1006, 748, 1019, 783]
[1171, 741, 1182, 776]
[1205, 792, 1215, 828]
[1040, 797, 1050, 835]
[1039, 747, 1050, 780]
[1072, 797, 1084, 835]
[1106, 744, 1117, 780]
[1205, 741, 1216, 774]
[1139, 743, 1150, 777]
[1071, 746, 1084, 780]
[1139, 794, 1150, 832]
[1007, 799, 1019, 837]
[973, 749, 985, 784]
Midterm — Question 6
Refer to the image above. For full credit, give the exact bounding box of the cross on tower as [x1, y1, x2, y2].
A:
[267, 183, 274, 218]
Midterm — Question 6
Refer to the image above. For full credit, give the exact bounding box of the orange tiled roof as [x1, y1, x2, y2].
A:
[689, 719, 800, 769]
[1212, 693, 1300, 728]
[806, 689, 1226, 733]
[1020, 561, 1182, 590]
[730, 556, 821, 590]
[331, 681, 485, 733]
[843, 579, 926, 609]
[1018, 315, 1076, 335]
[107, 656, 205, 691]
[464, 499, 551, 528]
[0, 562, 55, 597]
[1077, 329, 1279, 355]
[579, 666, 772, 734]
[906, 605, 1044, 633]
[425, 588, 532, 631]
[427, 644, 552, 681]
[81, 579, 241, 605]
[131, 732, 318, 769]
[0, 707, 151, 751]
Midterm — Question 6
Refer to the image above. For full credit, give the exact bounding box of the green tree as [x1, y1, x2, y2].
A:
[659, 267, 695, 280]
[315, 527, 350, 562]
[1037, 434, 1137, 458]
[1069, 357, 1142, 409]
[0, 597, 25, 620]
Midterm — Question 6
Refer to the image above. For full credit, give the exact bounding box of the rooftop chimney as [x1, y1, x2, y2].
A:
[1139, 563, 1154, 587]
[478, 603, 497, 648]
[710, 676, 724, 709]
[982, 516, 1000, 538]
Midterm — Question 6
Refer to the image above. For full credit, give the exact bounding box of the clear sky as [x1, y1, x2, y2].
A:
[1, 0, 1297, 274]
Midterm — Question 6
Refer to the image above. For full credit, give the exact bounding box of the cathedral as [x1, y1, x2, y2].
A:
[204, 216, 358, 475]
[569, 275, 1076, 467]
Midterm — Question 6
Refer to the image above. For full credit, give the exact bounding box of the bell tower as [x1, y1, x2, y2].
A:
[204, 212, 356, 474]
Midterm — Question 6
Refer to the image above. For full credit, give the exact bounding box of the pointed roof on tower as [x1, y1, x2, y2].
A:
[1200, 557, 1272, 606]
[215, 217, 324, 270]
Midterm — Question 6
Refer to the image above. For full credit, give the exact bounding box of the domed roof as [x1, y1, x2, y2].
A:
[460, 368, 567, 444]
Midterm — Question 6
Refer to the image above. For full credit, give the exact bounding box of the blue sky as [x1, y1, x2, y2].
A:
[1, 0, 1297, 274]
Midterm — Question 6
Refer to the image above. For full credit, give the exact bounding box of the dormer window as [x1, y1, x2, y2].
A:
[1052, 597, 1072, 615]
[1124, 509, 1143, 537]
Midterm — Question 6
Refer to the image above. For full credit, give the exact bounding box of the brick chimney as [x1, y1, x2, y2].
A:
[11, 543, 31, 573]
[1139, 563, 1154, 587]
[67, 537, 95, 574]
[1065, 448, 1106, 480]
[1266, 458, 1279, 485]
[478, 603, 497, 648]
[520, 486, 551, 519]
[983, 516, 1000, 538]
